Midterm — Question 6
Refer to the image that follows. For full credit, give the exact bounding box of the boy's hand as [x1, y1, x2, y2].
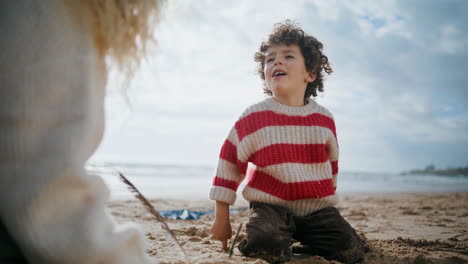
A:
[211, 201, 232, 251]
[211, 218, 232, 251]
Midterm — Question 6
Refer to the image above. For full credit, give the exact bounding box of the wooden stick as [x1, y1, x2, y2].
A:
[229, 223, 243, 258]
[118, 171, 191, 263]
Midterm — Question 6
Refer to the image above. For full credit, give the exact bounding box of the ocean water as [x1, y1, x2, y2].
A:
[87, 162, 468, 201]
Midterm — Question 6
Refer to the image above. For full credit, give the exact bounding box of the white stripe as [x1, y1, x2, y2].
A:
[256, 162, 333, 183]
[239, 98, 326, 119]
[215, 159, 245, 183]
[316, 105, 335, 120]
[226, 126, 239, 145]
[326, 136, 339, 160]
[239, 100, 274, 119]
[210, 186, 237, 205]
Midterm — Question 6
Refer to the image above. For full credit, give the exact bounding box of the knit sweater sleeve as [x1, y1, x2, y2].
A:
[326, 114, 339, 189]
[209, 125, 248, 205]
[0, 2, 150, 263]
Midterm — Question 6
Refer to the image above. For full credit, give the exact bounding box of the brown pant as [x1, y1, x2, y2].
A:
[238, 202, 367, 264]
[0, 221, 28, 264]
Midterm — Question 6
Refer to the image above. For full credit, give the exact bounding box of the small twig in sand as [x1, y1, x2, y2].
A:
[229, 223, 243, 258]
[118, 171, 192, 264]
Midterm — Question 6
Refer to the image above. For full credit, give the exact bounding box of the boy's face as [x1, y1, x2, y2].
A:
[264, 44, 315, 100]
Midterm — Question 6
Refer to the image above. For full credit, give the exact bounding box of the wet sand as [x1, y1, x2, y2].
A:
[108, 193, 468, 263]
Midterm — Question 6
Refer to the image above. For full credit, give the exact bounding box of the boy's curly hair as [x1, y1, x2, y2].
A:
[254, 20, 332, 101]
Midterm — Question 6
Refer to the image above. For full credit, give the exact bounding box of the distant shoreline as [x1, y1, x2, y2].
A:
[402, 167, 468, 176]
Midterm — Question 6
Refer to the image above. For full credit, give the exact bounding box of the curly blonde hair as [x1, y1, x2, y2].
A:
[64, 0, 163, 79]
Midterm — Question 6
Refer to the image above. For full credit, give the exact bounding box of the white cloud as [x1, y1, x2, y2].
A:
[375, 20, 412, 39]
[433, 24, 464, 54]
[311, 0, 341, 21]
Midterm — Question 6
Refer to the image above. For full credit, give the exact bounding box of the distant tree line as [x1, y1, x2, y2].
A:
[403, 164, 468, 176]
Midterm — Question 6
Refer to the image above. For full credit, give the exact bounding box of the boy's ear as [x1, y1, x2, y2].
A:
[306, 72, 316, 83]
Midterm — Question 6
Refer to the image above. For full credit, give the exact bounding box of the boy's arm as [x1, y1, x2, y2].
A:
[210, 126, 247, 205]
[326, 117, 339, 189]
[210, 126, 246, 250]
[210, 201, 232, 251]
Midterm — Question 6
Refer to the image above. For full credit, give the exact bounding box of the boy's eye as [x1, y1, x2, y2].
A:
[266, 58, 274, 63]
[286, 55, 294, 59]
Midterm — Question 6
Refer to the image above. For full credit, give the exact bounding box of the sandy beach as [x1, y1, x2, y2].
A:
[108, 193, 468, 264]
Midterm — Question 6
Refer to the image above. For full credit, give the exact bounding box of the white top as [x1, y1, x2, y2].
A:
[0, 1, 151, 263]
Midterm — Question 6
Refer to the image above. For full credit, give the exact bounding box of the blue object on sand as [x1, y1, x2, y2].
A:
[158, 209, 245, 220]
[158, 209, 211, 220]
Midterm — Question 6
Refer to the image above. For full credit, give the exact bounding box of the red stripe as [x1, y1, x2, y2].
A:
[250, 144, 328, 167]
[219, 140, 237, 164]
[235, 111, 336, 141]
[331, 160, 338, 175]
[237, 161, 248, 175]
[219, 140, 248, 174]
[247, 170, 335, 200]
[213, 176, 239, 191]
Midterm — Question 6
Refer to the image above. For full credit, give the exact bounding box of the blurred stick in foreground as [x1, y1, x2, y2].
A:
[119, 171, 191, 264]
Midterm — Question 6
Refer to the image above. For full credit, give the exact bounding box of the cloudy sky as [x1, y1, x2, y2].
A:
[90, 0, 468, 173]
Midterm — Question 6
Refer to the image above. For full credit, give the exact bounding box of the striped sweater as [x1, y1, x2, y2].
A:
[210, 97, 339, 216]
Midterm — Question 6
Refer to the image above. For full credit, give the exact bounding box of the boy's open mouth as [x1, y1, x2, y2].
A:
[272, 69, 287, 78]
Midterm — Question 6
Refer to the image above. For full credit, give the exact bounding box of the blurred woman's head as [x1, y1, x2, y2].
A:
[64, 0, 164, 79]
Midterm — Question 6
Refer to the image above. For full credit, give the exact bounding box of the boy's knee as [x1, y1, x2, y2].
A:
[324, 224, 368, 264]
[238, 227, 291, 262]
[332, 238, 367, 264]
[245, 225, 289, 247]
[238, 238, 291, 263]
[240, 202, 294, 262]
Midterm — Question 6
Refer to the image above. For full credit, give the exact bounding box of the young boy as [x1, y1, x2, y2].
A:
[210, 20, 367, 263]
